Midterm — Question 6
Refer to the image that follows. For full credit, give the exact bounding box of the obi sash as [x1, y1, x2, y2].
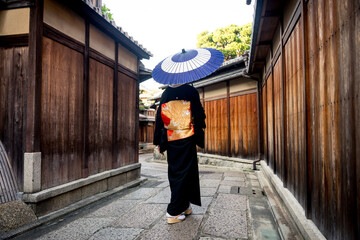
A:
[161, 100, 194, 141]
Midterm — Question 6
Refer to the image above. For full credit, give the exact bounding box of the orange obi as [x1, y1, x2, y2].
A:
[161, 100, 194, 141]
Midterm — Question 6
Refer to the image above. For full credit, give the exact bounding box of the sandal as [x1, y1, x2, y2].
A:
[166, 212, 185, 224]
[184, 205, 192, 216]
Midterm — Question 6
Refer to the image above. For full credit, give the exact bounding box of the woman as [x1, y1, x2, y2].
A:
[154, 83, 206, 224]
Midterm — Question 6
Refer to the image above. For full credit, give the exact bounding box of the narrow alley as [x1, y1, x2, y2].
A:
[8, 153, 301, 240]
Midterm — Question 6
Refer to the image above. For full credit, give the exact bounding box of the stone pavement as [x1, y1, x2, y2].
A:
[10, 153, 288, 240]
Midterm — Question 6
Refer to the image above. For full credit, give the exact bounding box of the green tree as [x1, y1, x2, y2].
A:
[102, 4, 114, 21]
[196, 23, 252, 61]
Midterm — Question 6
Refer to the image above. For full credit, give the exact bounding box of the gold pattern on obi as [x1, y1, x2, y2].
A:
[161, 100, 194, 141]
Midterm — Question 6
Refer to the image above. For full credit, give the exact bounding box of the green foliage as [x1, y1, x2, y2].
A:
[102, 4, 114, 21]
[196, 23, 252, 61]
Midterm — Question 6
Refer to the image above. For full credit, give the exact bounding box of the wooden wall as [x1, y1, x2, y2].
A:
[229, 94, 258, 158]
[41, 37, 84, 189]
[0, 46, 28, 190]
[139, 123, 155, 143]
[283, 20, 306, 207]
[0, 30, 139, 191]
[203, 89, 258, 159]
[117, 72, 137, 167]
[305, 0, 359, 239]
[204, 98, 229, 156]
[39, 34, 139, 190]
[259, 0, 360, 239]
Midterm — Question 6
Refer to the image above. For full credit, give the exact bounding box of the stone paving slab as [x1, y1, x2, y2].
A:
[224, 171, 246, 177]
[200, 187, 217, 197]
[8, 154, 293, 240]
[220, 180, 247, 187]
[88, 227, 143, 240]
[223, 176, 246, 182]
[212, 193, 247, 211]
[154, 181, 169, 188]
[199, 173, 223, 180]
[139, 215, 203, 240]
[121, 188, 160, 200]
[140, 168, 168, 179]
[202, 208, 247, 239]
[35, 217, 115, 240]
[85, 199, 140, 218]
[192, 197, 212, 215]
[145, 187, 171, 204]
[250, 179, 261, 187]
[112, 203, 167, 229]
[200, 179, 221, 188]
[199, 237, 226, 240]
[217, 185, 231, 194]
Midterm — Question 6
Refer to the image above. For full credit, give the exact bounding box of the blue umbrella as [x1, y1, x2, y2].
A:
[152, 48, 224, 85]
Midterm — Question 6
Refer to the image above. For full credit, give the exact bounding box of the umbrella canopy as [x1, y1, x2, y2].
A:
[152, 48, 224, 85]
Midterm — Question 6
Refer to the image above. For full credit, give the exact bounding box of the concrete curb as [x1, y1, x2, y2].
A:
[1, 177, 147, 240]
[259, 161, 326, 240]
[22, 163, 141, 202]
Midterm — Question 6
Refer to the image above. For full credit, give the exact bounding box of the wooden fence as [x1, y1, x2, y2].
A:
[0, 26, 139, 191]
[259, 0, 360, 238]
[203, 92, 258, 159]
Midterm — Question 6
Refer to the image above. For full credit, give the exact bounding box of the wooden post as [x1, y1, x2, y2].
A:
[26, 0, 43, 153]
[112, 43, 118, 168]
[265, 79, 269, 164]
[135, 59, 140, 163]
[257, 80, 261, 161]
[82, 20, 90, 178]
[227, 81, 231, 157]
[301, 0, 310, 217]
[270, 45, 276, 174]
[280, 18, 288, 187]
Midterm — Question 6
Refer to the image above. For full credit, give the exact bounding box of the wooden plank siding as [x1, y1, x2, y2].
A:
[261, 84, 268, 164]
[305, 0, 359, 238]
[88, 59, 113, 175]
[1, 0, 145, 196]
[283, 19, 306, 207]
[258, 0, 360, 238]
[117, 72, 137, 167]
[41, 37, 84, 189]
[230, 93, 258, 159]
[266, 73, 275, 171]
[204, 98, 229, 156]
[39, 37, 139, 189]
[273, 58, 284, 178]
[203, 92, 258, 159]
[0, 47, 28, 190]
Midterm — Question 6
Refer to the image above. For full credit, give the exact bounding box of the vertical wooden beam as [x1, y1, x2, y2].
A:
[265, 79, 269, 164]
[82, 20, 89, 178]
[257, 80, 261, 160]
[280, 18, 288, 187]
[135, 59, 140, 163]
[258, 80, 264, 159]
[112, 43, 118, 168]
[270, 45, 276, 174]
[301, 0, 310, 217]
[227, 80, 231, 157]
[25, 0, 43, 152]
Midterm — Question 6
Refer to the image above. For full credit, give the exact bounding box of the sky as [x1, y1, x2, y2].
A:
[102, 0, 255, 90]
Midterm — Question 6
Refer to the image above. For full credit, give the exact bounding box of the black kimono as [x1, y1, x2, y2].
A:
[154, 84, 206, 216]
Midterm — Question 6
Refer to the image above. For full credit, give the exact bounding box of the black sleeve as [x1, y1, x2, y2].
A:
[153, 104, 163, 145]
